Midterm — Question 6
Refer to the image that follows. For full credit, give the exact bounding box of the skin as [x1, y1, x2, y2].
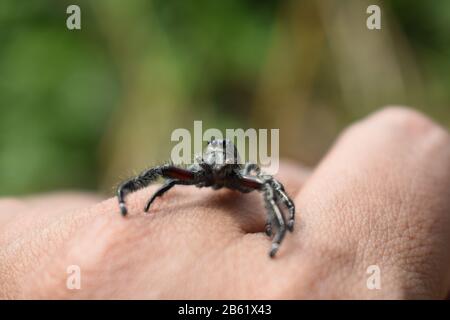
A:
[0, 106, 449, 299]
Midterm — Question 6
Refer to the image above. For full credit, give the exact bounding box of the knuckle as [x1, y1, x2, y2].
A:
[368, 106, 439, 136]
[363, 107, 450, 160]
[340, 106, 450, 147]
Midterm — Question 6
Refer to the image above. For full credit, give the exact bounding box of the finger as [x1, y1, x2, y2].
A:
[291, 107, 450, 298]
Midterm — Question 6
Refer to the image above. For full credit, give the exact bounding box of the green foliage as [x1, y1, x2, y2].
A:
[0, 1, 449, 195]
[0, 0, 119, 194]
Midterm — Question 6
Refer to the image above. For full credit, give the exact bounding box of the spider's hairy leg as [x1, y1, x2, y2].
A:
[264, 201, 275, 237]
[117, 164, 195, 216]
[272, 180, 296, 231]
[278, 189, 295, 231]
[144, 179, 195, 212]
[234, 175, 264, 191]
[117, 168, 160, 216]
[144, 179, 177, 212]
[236, 173, 294, 257]
[264, 186, 286, 258]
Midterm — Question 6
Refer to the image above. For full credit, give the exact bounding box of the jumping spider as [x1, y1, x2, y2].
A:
[117, 139, 295, 257]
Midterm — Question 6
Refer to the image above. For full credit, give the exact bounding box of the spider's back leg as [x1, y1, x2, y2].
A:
[117, 164, 196, 216]
[263, 185, 287, 257]
[144, 179, 197, 212]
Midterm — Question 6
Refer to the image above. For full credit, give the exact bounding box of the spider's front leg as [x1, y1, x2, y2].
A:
[117, 164, 196, 216]
[234, 172, 295, 257]
[144, 178, 196, 212]
[270, 179, 296, 231]
[241, 164, 295, 233]
[263, 185, 287, 257]
[260, 178, 296, 258]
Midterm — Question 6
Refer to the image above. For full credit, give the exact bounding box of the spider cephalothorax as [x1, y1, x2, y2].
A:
[117, 139, 295, 257]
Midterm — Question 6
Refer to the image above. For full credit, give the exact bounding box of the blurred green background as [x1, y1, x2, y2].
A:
[0, 0, 449, 196]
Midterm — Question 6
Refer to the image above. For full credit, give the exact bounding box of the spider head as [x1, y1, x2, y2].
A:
[202, 139, 241, 172]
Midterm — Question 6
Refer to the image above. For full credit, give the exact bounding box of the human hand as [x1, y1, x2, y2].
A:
[1, 107, 449, 299]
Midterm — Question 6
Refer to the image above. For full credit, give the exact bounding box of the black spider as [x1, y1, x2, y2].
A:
[116, 139, 295, 257]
